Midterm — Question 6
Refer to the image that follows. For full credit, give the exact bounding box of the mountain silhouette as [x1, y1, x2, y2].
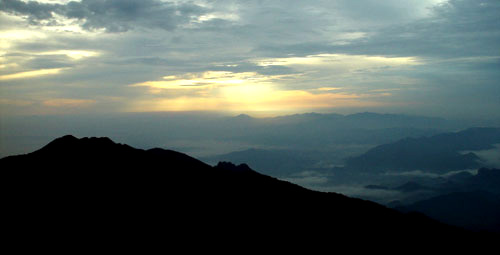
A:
[396, 191, 500, 233]
[366, 181, 432, 193]
[1, 135, 495, 245]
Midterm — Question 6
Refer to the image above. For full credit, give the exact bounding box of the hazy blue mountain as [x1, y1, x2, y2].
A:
[220, 112, 452, 146]
[394, 182, 433, 193]
[445, 168, 500, 194]
[345, 127, 500, 173]
[171, 112, 458, 178]
[259, 112, 448, 129]
[360, 168, 500, 208]
[366, 181, 432, 193]
[1, 135, 488, 243]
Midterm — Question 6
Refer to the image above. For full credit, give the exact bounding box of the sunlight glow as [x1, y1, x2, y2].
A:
[0, 68, 65, 80]
[132, 71, 276, 89]
[256, 54, 421, 68]
[128, 68, 392, 113]
[42, 98, 96, 108]
[0, 30, 47, 40]
[37, 50, 100, 60]
[127, 88, 387, 113]
[316, 87, 342, 91]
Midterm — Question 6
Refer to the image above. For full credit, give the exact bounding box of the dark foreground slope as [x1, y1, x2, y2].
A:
[0, 136, 493, 247]
[397, 191, 500, 233]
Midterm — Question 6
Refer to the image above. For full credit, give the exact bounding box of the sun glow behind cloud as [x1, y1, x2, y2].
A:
[127, 89, 386, 113]
[132, 71, 259, 90]
[128, 67, 392, 113]
[125, 53, 420, 113]
[0, 68, 66, 80]
[36, 50, 100, 60]
[256, 54, 421, 69]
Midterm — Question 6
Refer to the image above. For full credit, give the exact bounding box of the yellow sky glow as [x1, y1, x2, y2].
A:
[128, 88, 386, 113]
[37, 50, 100, 60]
[256, 54, 421, 68]
[42, 98, 96, 108]
[129, 65, 396, 112]
[131, 71, 282, 90]
[0, 68, 65, 80]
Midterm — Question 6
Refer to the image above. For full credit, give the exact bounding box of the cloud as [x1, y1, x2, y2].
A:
[1, 0, 499, 118]
[384, 169, 479, 179]
[283, 171, 330, 186]
[0, 67, 65, 80]
[42, 98, 96, 107]
[132, 71, 274, 90]
[464, 144, 500, 168]
[126, 87, 388, 113]
[0, 0, 209, 32]
[0, 98, 35, 106]
[335, 0, 500, 58]
[126, 67, 397, 113]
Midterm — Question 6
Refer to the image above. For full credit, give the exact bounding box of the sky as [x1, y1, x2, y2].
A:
[0, 0, 499, 118]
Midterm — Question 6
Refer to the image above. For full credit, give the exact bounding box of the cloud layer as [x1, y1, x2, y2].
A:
[1, 0, 208, 32]
[1, 0, 499, 118]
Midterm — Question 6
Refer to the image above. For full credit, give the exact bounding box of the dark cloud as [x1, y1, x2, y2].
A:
[336, 0, 500, 58]
[0, 0, 208, 32]
[249, 0, 500, 60]
[0, 0, 59, 21]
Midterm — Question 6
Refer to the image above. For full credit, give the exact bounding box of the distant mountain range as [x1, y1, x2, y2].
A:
[1, 135, 492, 243]
[240, 112, 449, 128]
[202, 126, 500, 178]
[218, 112, 453, 146]
[345, 127, 500, 173]
[368, 168, 500, 195]
[366, 181, 433, 193]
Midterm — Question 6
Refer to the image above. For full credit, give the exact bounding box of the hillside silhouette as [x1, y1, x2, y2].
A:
[397, 191, 500, 233]
[1, 135, 495, 245]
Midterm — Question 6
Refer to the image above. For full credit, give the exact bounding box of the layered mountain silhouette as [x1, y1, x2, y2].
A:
[345, 127, 500, 173]
[366, 181, 432, 193]
[1, 135, 495, 244]
[440, 168, 500, 195]
[364, 168, 500, 233]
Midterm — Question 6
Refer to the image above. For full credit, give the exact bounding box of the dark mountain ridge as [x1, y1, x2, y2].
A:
[396, 191, 500, 233]
[1, 135, 495, 245]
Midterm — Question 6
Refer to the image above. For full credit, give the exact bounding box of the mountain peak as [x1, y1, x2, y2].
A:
[31, 135, 131, 160]
[40, 134, 79, 151]
[216, 161, 255, 173]
[53, 134, 79, 143]
[234, 114, 253, 120]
